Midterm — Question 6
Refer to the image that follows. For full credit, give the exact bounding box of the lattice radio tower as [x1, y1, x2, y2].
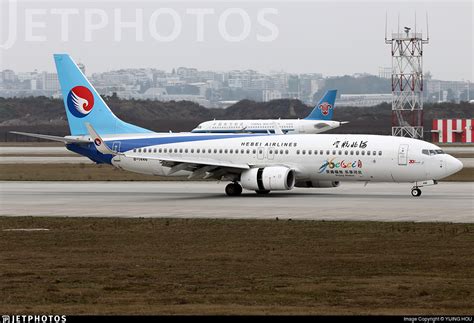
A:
[385, 14, 429, 139]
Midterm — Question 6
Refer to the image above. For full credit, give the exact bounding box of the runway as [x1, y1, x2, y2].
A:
[1, 181, 473, 223]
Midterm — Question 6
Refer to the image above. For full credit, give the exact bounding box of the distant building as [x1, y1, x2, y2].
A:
[337, 94, 392, 107]
[1, 69, 17, 82]
[41, 72, 60, 91]
[378, 67, 391, 79]
[431, 119, 473, 143]
[77, 63, 86, 75]
[262, 89, 282, 102]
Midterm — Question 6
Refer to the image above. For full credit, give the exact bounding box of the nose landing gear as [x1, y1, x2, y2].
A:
[410, 180, 437, 197]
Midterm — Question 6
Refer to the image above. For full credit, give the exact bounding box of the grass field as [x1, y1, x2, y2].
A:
[1, 163, 473, 181]
[1, 217, 473, 315]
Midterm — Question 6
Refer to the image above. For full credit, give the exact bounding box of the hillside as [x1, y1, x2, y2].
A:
[0, 96, 472, 141]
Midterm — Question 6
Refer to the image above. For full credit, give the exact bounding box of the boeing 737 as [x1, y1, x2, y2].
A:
[12, 54, 463, 197]
[191, 90, 346, 134]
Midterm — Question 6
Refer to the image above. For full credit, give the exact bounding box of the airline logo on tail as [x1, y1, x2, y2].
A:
[66, 86, 95, 118]
[318, 102, 332, 116]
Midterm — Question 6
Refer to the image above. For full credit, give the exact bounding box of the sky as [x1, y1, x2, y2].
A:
[0, 0, 472, 81]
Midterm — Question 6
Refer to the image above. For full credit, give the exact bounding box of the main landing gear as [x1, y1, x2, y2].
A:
[411, 187, 422, 197]
[410, 180, 438, 197]
[225, 182, 242, 196]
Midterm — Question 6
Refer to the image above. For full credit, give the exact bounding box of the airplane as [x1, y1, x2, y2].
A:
[191, 90, 347, 134]
[12, 54, 463, 197]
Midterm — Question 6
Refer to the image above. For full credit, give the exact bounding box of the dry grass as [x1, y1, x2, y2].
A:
[0, 217, 473, 315]
[1, 163, 473, 181]
[0, 163, 187, 181]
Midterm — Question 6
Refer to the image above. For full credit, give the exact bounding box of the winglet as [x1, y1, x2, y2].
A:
[273, 122, 284, 135]
[85, 122, 117, 155]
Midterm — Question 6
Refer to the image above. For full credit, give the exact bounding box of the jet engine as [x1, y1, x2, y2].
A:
[295, 180, 340, 188]
[240, 166, 295, 191]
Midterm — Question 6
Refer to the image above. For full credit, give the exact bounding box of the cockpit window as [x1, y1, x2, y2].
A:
[422, 149, 445, 156]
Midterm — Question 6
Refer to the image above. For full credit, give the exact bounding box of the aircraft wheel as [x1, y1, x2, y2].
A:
[411, 188, 422, 197]
[255, 190, 270, 195]
[225, 183, 242, 196]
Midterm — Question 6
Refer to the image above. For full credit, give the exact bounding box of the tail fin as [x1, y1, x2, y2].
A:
[54, 54, 151, 136]
[305, 90, 337, 120]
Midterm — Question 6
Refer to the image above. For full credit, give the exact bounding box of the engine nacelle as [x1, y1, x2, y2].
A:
[240, 166, 295, 191]
[295, 180, 340, 188]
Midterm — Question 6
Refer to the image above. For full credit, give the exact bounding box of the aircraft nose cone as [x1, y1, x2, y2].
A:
[446, 156, 463, 176]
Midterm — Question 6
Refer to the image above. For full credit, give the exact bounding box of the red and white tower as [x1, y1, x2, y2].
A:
[385, 16, 429, 139]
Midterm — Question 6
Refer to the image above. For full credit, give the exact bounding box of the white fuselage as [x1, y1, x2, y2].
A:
[191, 119, 343, 134]
[96, 133, 462, 184]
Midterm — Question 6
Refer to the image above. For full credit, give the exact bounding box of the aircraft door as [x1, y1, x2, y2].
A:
[298, 123, 306, 134]
[111, 141, 122, 164]
[267, 147, 274, 160]
[398, 144, 408, 165]
[112, 141, 121, 153]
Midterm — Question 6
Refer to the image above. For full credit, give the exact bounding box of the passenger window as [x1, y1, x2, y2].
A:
[373, 151, 376, 156]
[224, 149, 228, 154]
[185, 149, 188, 153]
[314, 150, 318, 155]
[326, 150, 330, 155]
[302, 150, 306, 155]
[133, 149, 136, 153]
[280, 150, 284, 155]
[158, 148, 162, 153]
[367, 151, 370, 156]
[153, 148, 157, 153]
[269, 150, 273, 154]
[241, 149, 245, 154]
[356, 151, 359, 155]
[196, 149, 200, 153]
[308, 150, 311, 155]
[246, 149, 250, 154]
[344, 151, 348, 155]
[179, 149, 183, 153]
[361, 151, 365, 155]
[338, 150, 342, 155]
[378, 151, 382, 156]
[274, 150, 278, 155]
[138, 148, 142, 153]
[285, 150, 289, 154]
[422, 149, 429, 155]
[174, 148, 178, 153]
[219, 149, 223, 154]
[296, 150, 300, 155]
[214, 149, 217, 153]
[332, 150, 336, 155]
[252, 149, 256, 154]
[320, 150, 323, 155]
[208, 149, 212, 153]
[350, 151, 354, 155]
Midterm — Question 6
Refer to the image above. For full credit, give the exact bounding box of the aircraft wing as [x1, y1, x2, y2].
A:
[123, 153, 250, 179]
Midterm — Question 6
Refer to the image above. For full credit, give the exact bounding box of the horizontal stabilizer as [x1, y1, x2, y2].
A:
[9, 131, 90, 144]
